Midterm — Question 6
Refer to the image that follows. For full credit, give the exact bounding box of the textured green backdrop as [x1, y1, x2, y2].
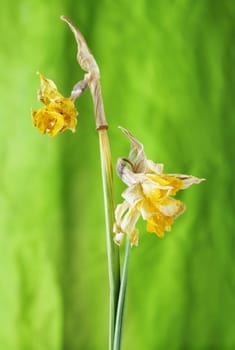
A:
[1, 0, 235, 349]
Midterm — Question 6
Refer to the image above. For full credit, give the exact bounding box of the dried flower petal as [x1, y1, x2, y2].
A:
[32, 72, 78, 136]
[114, 127, 205, 246]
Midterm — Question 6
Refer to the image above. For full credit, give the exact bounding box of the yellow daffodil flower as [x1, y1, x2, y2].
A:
[32, 72, 78, 136]
[114, 127, 205, 246]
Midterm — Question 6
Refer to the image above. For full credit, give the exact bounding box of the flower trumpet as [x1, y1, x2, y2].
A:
[32, 72, 78, 136]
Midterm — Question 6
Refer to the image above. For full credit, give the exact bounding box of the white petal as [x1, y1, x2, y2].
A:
[122, 183, 143, 206]
[146, 160, 164, 174]
[167, 174, 205, 189]
[113, 232, 125, 246]
[159, 200, 185, 217]
[181, 176, 205, 189]
[121, 207, 141, 236]
[116, 159, 146, 186]
[114, 201, 141, 238]
[115, 201, 129, 223]
[141, 177, 172, 196]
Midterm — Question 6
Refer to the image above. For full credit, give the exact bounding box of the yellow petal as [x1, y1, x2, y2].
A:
[146, 211, 174, 238]
[37, 72, 63, 105]
[32, 72, 78, 136]
[32, 98, 78, 136]
[147, 174, 183, 195]
[32, 108, 64, 136]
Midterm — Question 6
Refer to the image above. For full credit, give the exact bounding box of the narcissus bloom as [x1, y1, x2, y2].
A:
[113, 127, 205, 246]
[32, 72, 78, 136]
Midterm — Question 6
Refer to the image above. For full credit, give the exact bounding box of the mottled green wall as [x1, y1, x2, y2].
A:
[1, 1, 234, 349]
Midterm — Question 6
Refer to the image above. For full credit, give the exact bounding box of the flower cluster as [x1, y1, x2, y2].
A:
[113, 127, 204, 246]
[32, 72, 78, 136]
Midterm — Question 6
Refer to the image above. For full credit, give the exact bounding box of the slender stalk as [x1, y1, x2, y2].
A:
[99, 129, 120, 350]
[60, 16, 121, 349]
[89, 59, 120, 350]
[113, 238, 131, 350]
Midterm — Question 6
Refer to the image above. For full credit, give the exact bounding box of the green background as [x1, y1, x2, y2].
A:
[1, 0, 234, 349]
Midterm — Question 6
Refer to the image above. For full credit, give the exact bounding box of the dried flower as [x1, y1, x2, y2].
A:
[114, 127, 205, 246]
[32, 72, 78, 136]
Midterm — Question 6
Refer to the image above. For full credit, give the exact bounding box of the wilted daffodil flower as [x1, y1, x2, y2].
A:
[32, 72, 78, 136]
[113, 127, 205, 246]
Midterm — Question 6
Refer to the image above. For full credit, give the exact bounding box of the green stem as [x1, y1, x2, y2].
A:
[113, 238, 131, 350]
[99, 129, 120, 350]
[60, 16, 121, 350]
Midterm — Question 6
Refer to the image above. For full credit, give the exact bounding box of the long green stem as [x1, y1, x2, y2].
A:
[87, 47, 120, 350]
[60, 16, 121, 349]
[99, 129, 120, 350]
[113, 238, 131, 350]
[90, 63, 120, 350]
